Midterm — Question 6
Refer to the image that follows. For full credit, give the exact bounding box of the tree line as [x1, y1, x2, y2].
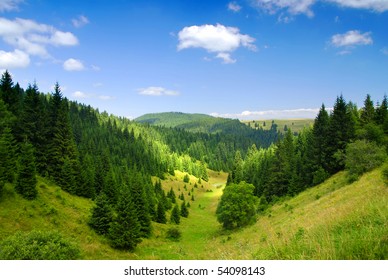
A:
[227, 94, 388, 206]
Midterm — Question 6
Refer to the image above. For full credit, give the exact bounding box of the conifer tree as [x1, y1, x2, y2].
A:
[20, 83, 48, 175]
[128, 173, 152, 237]
[0, 127, 16, 184]
[89, 194, 113, 235]
[180, 201, 189, 218]
[327, 95, 356, 173]
[170, 204, 180, 224]
[156, 201, 167, 224]
[0, 70, 20, 116]
[15, 142, 37, 200]
[361, 94, 375, 125]
[108, 190, 141, 251]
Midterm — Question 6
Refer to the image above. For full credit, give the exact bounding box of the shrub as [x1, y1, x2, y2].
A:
[0, 230, 80, 260]
[345, 140, 386, 179]
[216, 182, 258, 230]
[166, 227, 181, 241]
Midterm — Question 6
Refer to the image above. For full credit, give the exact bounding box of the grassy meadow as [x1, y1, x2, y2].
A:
[243, 119, 314, 133]
[0, 167, 387, 259]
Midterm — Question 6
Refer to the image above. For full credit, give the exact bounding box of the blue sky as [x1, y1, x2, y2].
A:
[0, 0, 387, 119]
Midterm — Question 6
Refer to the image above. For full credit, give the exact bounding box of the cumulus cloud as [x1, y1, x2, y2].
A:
[177, 24, 256, 63]
[137, 86, 180, 96]
[0, 17, 79, 68]
[0, 0, 22, 12]
[228, 2, 242, 12]
[252, 0, 316, 17]
[251, 0, 388, 19]
[63, 58, 85, 71]
[73, 91, 90, 98]
[331, 30, 373, 47]
[0, 49, 29, 68]
[72, 90, 115, 100]
[72, 15, 89, 28]
[210, 108, 323, 120]
[326, 0, 388, 12]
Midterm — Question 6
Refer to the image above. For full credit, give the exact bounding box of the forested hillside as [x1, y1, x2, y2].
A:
[136, 112, 279, 170]
[0, 69, 387, 259]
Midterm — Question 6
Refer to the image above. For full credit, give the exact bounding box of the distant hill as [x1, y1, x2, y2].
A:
[135, 112, 262, 134]
[243, 119, 314, 134]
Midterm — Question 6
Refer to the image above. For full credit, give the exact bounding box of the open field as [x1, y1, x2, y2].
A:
[1, 168, 386, 259]
[243, 119, 314, 134]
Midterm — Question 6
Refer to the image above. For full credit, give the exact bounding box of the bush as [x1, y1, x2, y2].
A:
[345, 140, 386, 179]
[0, 230, 80, 260]
[216, 182, 258, 230]
[166, 227, 181, 241]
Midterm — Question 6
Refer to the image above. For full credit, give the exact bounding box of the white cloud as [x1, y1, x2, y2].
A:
[137, 86, 180, 96]
[72, 90, 115, 101]
[177, 24, 256, 63]
[0, 0, 22, 12]
[72, 15, 89, 28]
[210, 108, 322, 120]
[98, 95, 115, 100]
[381, 47, 388, 55]
[252, 0, 316, 17]
[0, 17, 79, 67]
[0, 49, 29, 68]
[228, 2, 242, 12]
[216, 52, 236, 64]
[73, 90, 90, 98]
[251, 0, 388, 19]
[326, 0, 388, 12]
[331, 30, 373, 47]
[63, 58, 85, 71]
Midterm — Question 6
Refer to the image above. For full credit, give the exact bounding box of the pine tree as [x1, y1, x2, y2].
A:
[108, 190, 141, 251]
[15, 142, 37, 200]
[47, 83, 80, 192]
[267, 129, 296, 198]
[170, 204, 180, 224]
[20, 83, 48, 175]
[312, 104, 330, 179]
[327, 95, 356, 173]
[128, 173, 152, 237]
[180, 201, 189, 218]
[0, 70, 17, 115]
[361, 94, 375, 125]
[89, 194, 113, 235]
[0, 127, 16, 184]
[156, 201, 167, 224]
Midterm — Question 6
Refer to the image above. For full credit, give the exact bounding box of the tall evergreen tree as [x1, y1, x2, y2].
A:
[108, 190, 141, 251]
[156, 200, 167, 224]
[0, 127, 16, 184]
[327, 95, 355, 173]
[0, 70, 18, 115]
[15, 142, 37, 200]
[20, 83, 48, 174]
[361, 94, 375, 125]
[312, 104, 331, 179]
[267, 129, 296, 198]
[128, 173, 152, 237]
[89, 194, 113, 235]
[170, 204, 180, 224]
[180, 201, 189, 218]
[47, 83, 80, 192]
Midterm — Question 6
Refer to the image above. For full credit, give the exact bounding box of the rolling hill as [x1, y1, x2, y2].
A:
[135, 112, 262, 135]
[1, 167, 386, 259]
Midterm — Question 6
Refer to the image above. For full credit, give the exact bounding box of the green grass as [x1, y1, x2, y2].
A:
[1, 168, 387, 260]
[243, 119, 314, 133]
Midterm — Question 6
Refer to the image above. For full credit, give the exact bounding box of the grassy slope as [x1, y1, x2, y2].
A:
[0, 168, 387, 259]
[243, 119, 314, 133]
